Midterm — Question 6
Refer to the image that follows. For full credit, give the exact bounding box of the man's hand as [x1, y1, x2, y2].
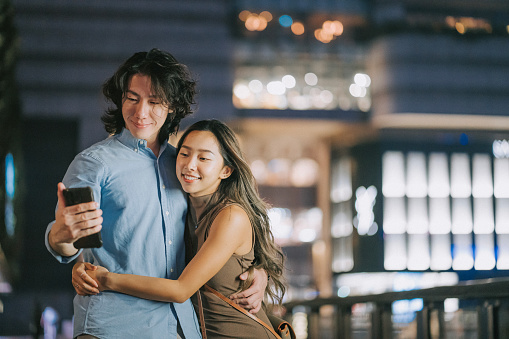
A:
[48, 182, 103, 257]
[230, 268, 268, 314]
[72, 261, 99, 295]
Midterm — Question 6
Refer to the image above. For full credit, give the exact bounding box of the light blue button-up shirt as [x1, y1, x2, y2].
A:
[45, 129, 201, 339]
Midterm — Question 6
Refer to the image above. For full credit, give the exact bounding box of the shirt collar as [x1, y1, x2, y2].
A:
[117, 128, 169, 155]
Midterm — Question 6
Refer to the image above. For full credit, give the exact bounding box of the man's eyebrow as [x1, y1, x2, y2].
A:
[126, 90, 139, 96]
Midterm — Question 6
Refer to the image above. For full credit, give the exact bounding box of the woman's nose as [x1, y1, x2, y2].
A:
[185, 158, 197, 170]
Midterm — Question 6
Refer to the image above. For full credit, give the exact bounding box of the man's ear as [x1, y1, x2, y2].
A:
[220, 166, 233, 179]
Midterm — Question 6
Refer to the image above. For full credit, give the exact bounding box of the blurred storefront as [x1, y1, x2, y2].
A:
[229, 0, 509, 308]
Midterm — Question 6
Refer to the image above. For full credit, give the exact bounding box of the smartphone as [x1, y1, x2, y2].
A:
[62, 186, 103, 249]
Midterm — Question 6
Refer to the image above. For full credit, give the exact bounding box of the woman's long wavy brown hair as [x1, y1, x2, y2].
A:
[177, 119, 286, 305]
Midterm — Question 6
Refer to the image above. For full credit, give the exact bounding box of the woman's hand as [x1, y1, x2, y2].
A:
[72, 261, 99, 295]
[87, 266, 110, 291]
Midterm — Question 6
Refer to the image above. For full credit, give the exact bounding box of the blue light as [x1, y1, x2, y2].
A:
[460, 133, 469, 145]
[5, 153, 15, 199]
[5, 201, 15, 237]
[279, 15, 293, 27]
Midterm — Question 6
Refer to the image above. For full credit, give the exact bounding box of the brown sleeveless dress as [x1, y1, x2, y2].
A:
[187, 194, 277, 339]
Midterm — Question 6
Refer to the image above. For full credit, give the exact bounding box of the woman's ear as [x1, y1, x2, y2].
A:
[220, 166, 233, 179]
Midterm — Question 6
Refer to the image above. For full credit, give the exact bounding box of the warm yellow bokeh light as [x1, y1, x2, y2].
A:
[455, 22, 465, 34]
[260, 11, 273, 22]
[322, 20, 343, 36]
[331, 20, 344, 36]
[245, 13, 268, 31]
[315, 28, 332, 43]
[239, 10, 251, 22]
[445, 16, 456, 28]
[291, 22, 305, 35]
[257, 17, 268, 31]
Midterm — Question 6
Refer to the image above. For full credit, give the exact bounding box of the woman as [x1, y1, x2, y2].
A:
[74, 119, 286, 338]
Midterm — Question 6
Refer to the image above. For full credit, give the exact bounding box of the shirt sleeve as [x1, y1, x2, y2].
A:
[44, 220, 83, 263]
[44, 151, 106, 262]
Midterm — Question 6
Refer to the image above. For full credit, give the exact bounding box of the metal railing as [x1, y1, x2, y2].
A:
[283, 277, 509, 339]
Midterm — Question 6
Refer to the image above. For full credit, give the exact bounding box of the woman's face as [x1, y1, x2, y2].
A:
[176, 130, 232, 197]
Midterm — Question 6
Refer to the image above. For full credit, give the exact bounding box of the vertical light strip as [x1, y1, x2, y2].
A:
[407, 198, 428, 234]
[332, 237, 354, 272]
[331, 157, 352, 203]
[382, 151, 405, 197]
[383, 197, 406, 234]
[452, 234, 474, 270]
[494, 158, 509, 198]
[495, 198, 509, 234]
[472, 154, 493, 198]
[473, 197, 494, 234]
[428, 153, 450, 198]
[496, 234, 509, 269]
[384, 234, 407, 270]
[451, 198, 473, 234]
[429, 197, 451, 234]
[430, 234, 452, 270]
[331, 203, 353, 238]
[450, 153, 471, 198]
[406, 152, 427, 198]
[407, 234, 430, 270]
[474, 234, 495, 270]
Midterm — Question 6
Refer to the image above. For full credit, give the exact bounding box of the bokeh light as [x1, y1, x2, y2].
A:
[279, 15, 293, 27]
[291, 22, 305, 35]
[304, 72, 318, 86]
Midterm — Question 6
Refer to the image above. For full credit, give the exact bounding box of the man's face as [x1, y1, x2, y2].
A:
[122, 74, 171, 147]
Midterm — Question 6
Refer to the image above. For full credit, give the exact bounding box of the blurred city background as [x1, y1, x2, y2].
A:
[1, 0, 509, 338]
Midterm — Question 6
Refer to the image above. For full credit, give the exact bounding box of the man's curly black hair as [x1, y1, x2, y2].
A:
[101, 48, 197, 144]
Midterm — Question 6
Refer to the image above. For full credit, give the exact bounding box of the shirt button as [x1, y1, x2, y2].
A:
[162, 185, 166, 189]
[170, 268, 174, 273]
[165, 211, 169, 216]
[168, 240, 172, 245]
[134, 148, 138, 152]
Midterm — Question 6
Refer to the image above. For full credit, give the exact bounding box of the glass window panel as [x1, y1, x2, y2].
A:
[450, 153, 471, 198]
[384, 234, 407, 270]
[452, 234, 474, 270]
[494, 158, 509, 198]
[407, 234, 430, 270]
[495, 198, 509, 234]
[406, 152, 427, 198]
[451, 198, 473, 234]
[473, 197, 494, 234]
[383, 197, 406, 234]
[496, 234, 509, 270]
[407, 198, 429, 234]
[331, 202, 353, 238]
[472, 154, 493, 198]
[430, 234, 452, 270]
[429, 197, 451, 234]
[474, 234, 495, 270]
[428, 153, 450, 198]
[382, 151, 405, 198]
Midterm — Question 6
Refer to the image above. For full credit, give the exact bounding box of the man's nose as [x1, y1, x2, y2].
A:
[134, 101, 150, 118]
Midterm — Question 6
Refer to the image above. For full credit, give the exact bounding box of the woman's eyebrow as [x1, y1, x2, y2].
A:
[181, 145, 215, 155]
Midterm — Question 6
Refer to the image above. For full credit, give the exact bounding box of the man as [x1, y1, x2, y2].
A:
[45, 49, 266, 339]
